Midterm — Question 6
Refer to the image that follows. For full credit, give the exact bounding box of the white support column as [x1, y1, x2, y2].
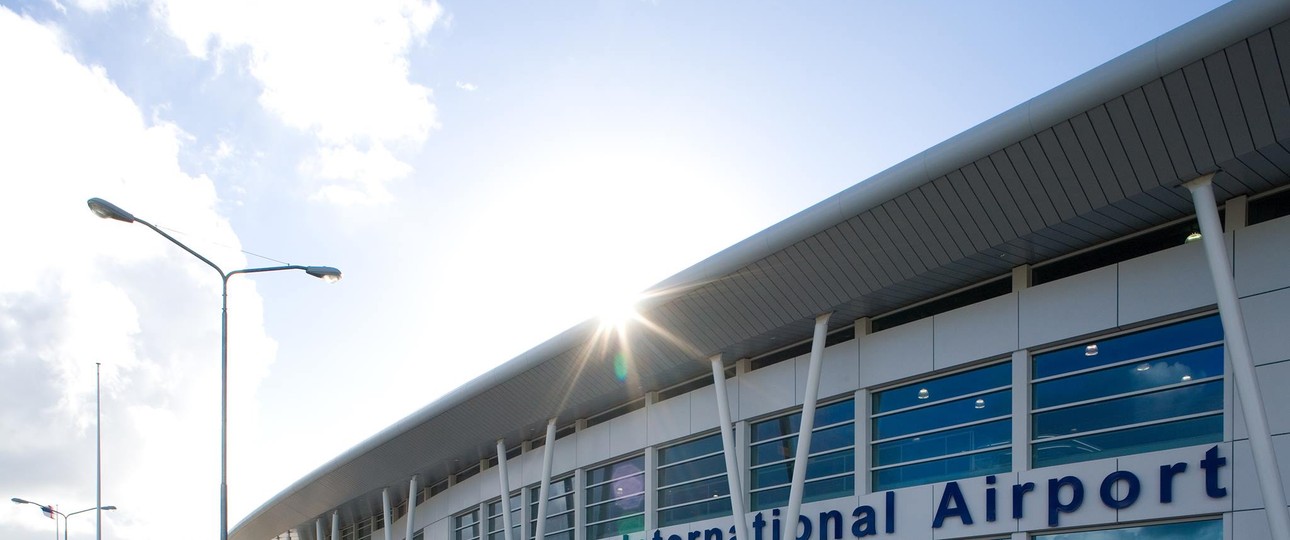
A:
[535, 418, 558, 540]
[316, 519, 325, 540]
[710, 353, 750, 540]
[1186, 174, 1290, 540]
[784, 313, 832, 540]
[332, 511, 340, 540]
[383, 488, 394, 540]
[497, 439, 515, 540]
[406, 476, 419, 540]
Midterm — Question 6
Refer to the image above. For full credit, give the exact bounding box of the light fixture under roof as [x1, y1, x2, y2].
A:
[974, 398, 985, 409]
[1136, 363, 1151, 372]
[917, 388, 929, 400]
[1182, 375, 1193, 381]
[1085, 344, 1099, 356]
[1186, 231, 1202, 243]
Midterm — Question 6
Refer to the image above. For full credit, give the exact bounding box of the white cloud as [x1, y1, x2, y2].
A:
[146, 0, 443, 205]
[0, 7, 277, 539]
[456, 80, 478, 91]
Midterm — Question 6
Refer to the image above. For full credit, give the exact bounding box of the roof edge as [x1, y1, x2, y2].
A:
[233, 0, 1290, 536]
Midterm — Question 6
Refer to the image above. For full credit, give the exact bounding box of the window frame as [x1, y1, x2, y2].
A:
[1028, 313, 1225, 468]
[584, 454, 646, 540]
[656, 432, 732, 527]
[868, 359, 1013, 491]
[748, 398, 857, 510]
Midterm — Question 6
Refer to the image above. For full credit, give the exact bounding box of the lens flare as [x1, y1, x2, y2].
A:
[614, 352, 629, 381]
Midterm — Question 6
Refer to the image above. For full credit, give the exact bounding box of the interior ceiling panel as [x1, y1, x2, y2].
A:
[237, 5, 1290, 540]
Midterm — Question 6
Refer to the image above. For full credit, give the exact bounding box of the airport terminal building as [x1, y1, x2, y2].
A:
[232, 1, 1290, 539]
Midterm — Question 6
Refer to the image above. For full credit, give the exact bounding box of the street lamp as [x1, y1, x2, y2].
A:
[11, 498, 115, 540]
[86, 197, 341, 540]
[67, 505, 116, 540]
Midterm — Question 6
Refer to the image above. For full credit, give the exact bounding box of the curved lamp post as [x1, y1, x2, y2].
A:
[87, 197, 341, 540]
[12, 498, 116, 540]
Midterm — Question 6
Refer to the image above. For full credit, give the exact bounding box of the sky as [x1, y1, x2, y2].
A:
[0, 0, 1231, 538]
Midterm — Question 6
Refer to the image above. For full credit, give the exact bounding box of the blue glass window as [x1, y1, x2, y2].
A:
[585, 456, 644, 540]
[528, 476, 575, 540]
[1034, 519, 1220, 539]
[1031, 315, 1223, 468]
[871, 362, 1011, 491]
[657, 433, 731, 526]
[487, 493, 522, 540]
[454, 509, 481, 540]
[750, 400, 855, 510]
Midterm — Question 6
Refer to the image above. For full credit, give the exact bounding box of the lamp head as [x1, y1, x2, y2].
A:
[102, 506, 117, 511]
[87, 198, 136, 223]
[305, 266, 342, 283]
[11, 498, 29, 504]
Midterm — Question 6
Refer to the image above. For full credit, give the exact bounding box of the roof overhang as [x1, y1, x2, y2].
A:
[233, 0, 1290, 538]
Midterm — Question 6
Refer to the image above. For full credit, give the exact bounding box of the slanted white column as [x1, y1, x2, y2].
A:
[710, 353, 750, 540]
[382, 488, 394, 540]
[497, 439, 515, 540]
[1187, 175, 1290, 540]
[534, 418, 558, 540]
[316, 519, 324, 540]
[332, 512, 340, 540]
[406, 476, 419, 540]
[783, 313, 832, 540]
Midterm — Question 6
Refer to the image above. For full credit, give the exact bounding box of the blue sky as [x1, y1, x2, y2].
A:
[0, 1, 1228, 538]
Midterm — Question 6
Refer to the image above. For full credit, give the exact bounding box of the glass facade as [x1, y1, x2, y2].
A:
[528, 476, 575, 540]
[657, 433, 731, 526]
[750, 399, 855, 510]
[1034, 519, 1221, 539]
[486, 492, 522, 540]
[454, 509, 481, 540]
[585, 456, 645, 540]
[1031, 315, 1224, 467]
[384, 313, 1235, 540]
[871, 361, 1011, 491]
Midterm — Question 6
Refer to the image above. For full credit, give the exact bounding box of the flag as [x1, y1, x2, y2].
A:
[41, 506, 54, 519]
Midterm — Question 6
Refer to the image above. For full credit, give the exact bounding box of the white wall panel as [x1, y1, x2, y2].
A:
[1115, 443, 1234, 523]
[609, 408, 647, 458]
[933, 293, 1018, 370]
[1232, 360, 1290, 440]
[930, 472, 1018, 539]
[425, 492, 448, 530]
[871, 483, 933, 539]
[1242, 288, 1290, 367]
[1019, 265, 1118, 349]
[1234, 508, 1275, 539]
[450, 473, 485, 515]
[1236, 215, 1290, 297]
[857, 318, 933, 388]
[1231, 434, 1290, 511]
[648, 393, 692, 446]
[1117, 241, 1216, 325]
[426, 518, 450, 540]
[480, 466, 501, 500]
[797, 339, 861, 403]
[689, 381, 737, 434]
[552, 435, 579, 476]
[738, 357, 796, 420]
[577, 422, 613, 467]
[520, 445, 543, 485]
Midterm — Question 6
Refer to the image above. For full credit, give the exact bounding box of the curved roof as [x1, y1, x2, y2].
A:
[233, 1, 1290, 538]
